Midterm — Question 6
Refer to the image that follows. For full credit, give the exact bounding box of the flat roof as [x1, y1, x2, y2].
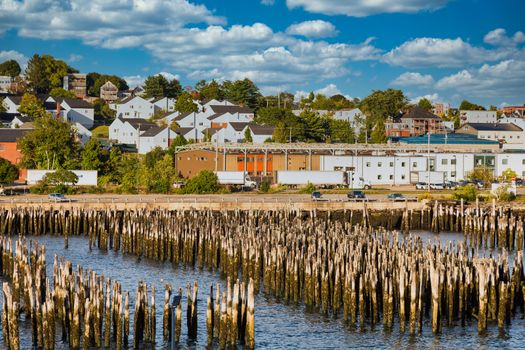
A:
[398, 133, 500, 145]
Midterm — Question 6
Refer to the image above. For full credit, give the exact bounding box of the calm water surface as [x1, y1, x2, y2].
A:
[1, 234, 524, 349]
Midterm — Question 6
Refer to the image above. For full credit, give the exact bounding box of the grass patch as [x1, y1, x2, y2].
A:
[91, 125, 109, 138]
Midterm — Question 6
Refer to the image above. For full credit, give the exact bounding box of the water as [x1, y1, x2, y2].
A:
[1, 234, 524, 349]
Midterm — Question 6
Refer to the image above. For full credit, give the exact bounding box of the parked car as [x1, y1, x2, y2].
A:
[387, 193, 405, 201]
[444, 181, 458, 189]
[430, 183, 445, 190]
[415, 182, 428, 190]
[311, 191, 328, 201]
[347, 190, 366, 200]
[48, 193, 68, 202]
[515, 178, 524, 186]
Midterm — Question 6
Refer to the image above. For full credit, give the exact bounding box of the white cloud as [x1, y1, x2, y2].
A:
[286, 20, 338, 38]
[294, 84, 351, 102]
[68, 54, 83, 63]
[391, 72, 433, 86]
[436, 59, 525, 101]
[0, 50, 29, 70]
[286, 0, 449, 17]
[483, 28, 525, 46]
[123, 71, 180, 87]
[261, 0, 275, 5]
[410, 93, 440, 104]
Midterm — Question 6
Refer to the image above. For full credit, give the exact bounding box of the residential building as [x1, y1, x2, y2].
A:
[459, 110, 497, 125]
[433, 103, 449, 116]
[175, 127, 203, 142]
[387, 106, 445, 137]
[115, 96, 156, 119]
[9, 114, 30, 128]
[63, 73, 87, 98]
[2, 96, 20, 113]
[0, 112, 23, 127]
[0, 128, 32, 165]
[0, 76, 12, 93]
[501, 105, 525, 118]
[456, 123, 523, 144]
[149, 97, 176, 112]
[46, 97, 95, 128]
[72, 123, 92, 145]
[247, 124, 275, 143]
[100, 81, 118, 102]
[138, 127, 173, 154]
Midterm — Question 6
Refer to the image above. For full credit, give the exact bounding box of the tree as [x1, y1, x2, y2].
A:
[418, 98, 433, 111]
[174, 92, 198, 113]
[144, 147, 167, 169]
[272, 122, 288, 143]
[329, 119, 355, 143]
[166, 79, 182, 98]
[300, 110, 327, 142]
[18, 93, 47, 119]
[93, 99, 116, 121]
[39, 169, 79, 194]
[459, 100, 485, 111]
[467, 165, 493, 185]
[25, 55, 49, 94]
[19, 115, 80, 169]
[360, 89, 407, 122]
[501, 168, 518, 182]
[310, 94, 336, 111]
[87, 73, 129, 96]
[143, 74, 182, 99]
[183, 170, 219, 194]
[0, 158, 18, 184]
[222, 79, 262, 109]
[81, 139, 107, 172]
[244, 128, 253, 143]
[197, 80, 224, 101]
[49, 87, 77, 99]
[370, 119, 387, 144]
[0, 60, 21, 78]
[143, 154, 176, 193]
[453, 184, 478, 201]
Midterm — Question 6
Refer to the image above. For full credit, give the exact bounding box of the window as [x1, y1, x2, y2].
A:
[401, 175, 406, 180]
[401, 162, 406, 167]
[451, 159, 456, 165]
[451, 172, 456, 177]
[378, 175, 382, 180]
[502, 159, 508, 165]
[522, 159, 525, 165]
[378, 162, 382, 167]
[442, 159, 448, 165]
[389, 162, 394, 167]
[389, 175, 393, 180]
[366, 162, 371, 167]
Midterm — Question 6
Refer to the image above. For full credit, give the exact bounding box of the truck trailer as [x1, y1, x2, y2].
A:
[277, 171, 346, 187]
[215, 171, 257, 188]
[418, 171, 445, 185]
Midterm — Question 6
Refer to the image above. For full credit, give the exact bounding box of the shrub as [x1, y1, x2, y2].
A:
[453, 184, 478, 201]
[299, 182, 316, 194]
[495, 184, 516, 202]
[0, 158, 18, 184]
[259, 180, 270, 193]
[183, 170, 220, 194]
[36, 169, 79, 194]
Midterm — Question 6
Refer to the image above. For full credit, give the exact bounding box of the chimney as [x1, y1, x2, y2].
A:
[56, 101, 61, 120]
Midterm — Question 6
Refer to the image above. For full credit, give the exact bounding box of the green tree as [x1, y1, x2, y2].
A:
[197, 80, 225, 101]
[183, 170, 219, 194]
[143, 75, 182, 99]
[329, 119, 355, 143]
[453, 184, 478, 201]
[49, 87, 77, 99]
[467, 165, 493, 186]
[167, 79, 183, 98]
[244, 128, 253, 143]
[144, 147, 167, 169]
[222, 79, 262, 109]
[370, 119, 387, 144]
[175, 92, 198, 113]
[418, 98, 433, 111]
[360, 89, 407, 121]
[500, 168, 518, 182]
[81, 139, 107, 172]
[87, 73, 129, 96]
[300, 110, 327, 142]
[142, 154, 176, 193]
[93, 99, 116, 121]
[272, 122, 288, 143]
[25, 54, 49, 94]
[0, 60, 21, 78]
[0, 158, 18, 184]
[39, 169, 79, 194]
[18, 93, 47, 119]
[19, 115, 80, 169]
[310, 94, 336, 111]
[459, 100, 485, 111]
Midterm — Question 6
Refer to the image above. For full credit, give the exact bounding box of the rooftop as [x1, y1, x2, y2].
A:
[209, 105, 253, 114]
[0, 128, 32, 142]
[398, 133, 500, 145]
[462, 123, 523, 132]
[401, 106, 441, 120]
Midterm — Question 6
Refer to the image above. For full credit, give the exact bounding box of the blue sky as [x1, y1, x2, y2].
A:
[1, 0, 524, 107]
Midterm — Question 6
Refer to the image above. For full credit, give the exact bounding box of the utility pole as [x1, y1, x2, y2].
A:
[427, 130, 431, 191]
[289, 127, 292, 143]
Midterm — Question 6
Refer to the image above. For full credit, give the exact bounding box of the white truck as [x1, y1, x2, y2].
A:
[277, 171, 349, 187]
[347, 173, 371, 189]
[215, 171, 257, 188]
[418, 171, 445, 185]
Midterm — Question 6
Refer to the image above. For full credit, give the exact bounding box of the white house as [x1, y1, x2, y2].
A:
[138, 127, 174, 154]
[202, 99, 234, 109]
[115, 96, 156, 119]
[209, 122, 248, 143]
[248, 124, 274, 143]
[2, 96, 20, 113]
[72, 122, 92, 145]
[149, 97, 176, 112]
[175, 127, 203, 142]
[48, 97, 95, 129]
[459, 110, 497, 125]
[0, 76, 12, 93]
[109, 117, 158, 146]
